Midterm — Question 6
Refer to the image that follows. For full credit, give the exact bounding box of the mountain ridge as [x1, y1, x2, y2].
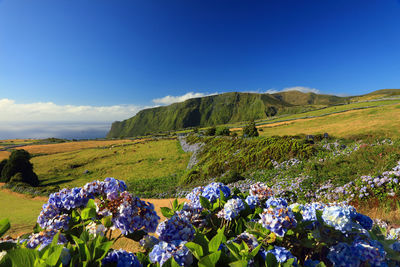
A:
[106, 89, 399, 138]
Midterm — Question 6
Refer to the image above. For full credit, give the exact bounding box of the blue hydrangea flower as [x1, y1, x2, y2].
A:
[245, 195, 260, 209]
[25, 230, 67, 250]
[304, 259, 321, 267]
[265, 197, 288, 208]
[103, 177, 128, 200]
[354, 213, 373, 231]
[112, 192, 160, 235]
[259, 207, 297, 237]
[261, 246, 297, 263]
[60, 247, 71, 266]
[327, 243, 360, 267]
[353, 240, 387, 266]
[201, 182, 231, 204]
[218, 198, 245, 220]
[322, 205, 357, 233]
[185, 186, 204, 209]
[390, 241, 400, 252]
[156, 214, 195, 243]
[149, 240, 193, 266]
[102, 249, 142, 267]
[176, 203, 206, 228]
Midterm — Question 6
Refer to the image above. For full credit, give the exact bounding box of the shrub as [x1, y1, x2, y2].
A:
[243, 120, 259, 137]
[1, 149, 39, 186]
[216, 170, 245, 184]
[0, 159, 7, 180]
[216, 127, 230, 136]
[205, 126, 216, 136]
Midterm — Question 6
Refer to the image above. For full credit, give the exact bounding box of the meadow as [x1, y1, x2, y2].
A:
[0, 99, 400, 266]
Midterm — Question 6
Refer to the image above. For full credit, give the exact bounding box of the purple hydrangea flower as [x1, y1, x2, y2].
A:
[102, 249, 142, 267]
[25, 230, 67, 250]
[232, 232, 259, 251]
[249, 182, 272, 200]
[139, 235, 159, 250]
[156, 214, 195, 243]
[353, 240, 387, 266]
[185, 186, 204, 209]
[355, 213, 373, 231]
[176, 203, 206, 228]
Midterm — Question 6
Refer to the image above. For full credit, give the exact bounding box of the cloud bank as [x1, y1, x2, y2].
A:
[264, 86, 321, 94]
[0, 99, 142, 122]
[152, 92, 217, 105]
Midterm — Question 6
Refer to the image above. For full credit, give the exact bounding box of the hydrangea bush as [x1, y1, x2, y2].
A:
[1, 178, 400, 266]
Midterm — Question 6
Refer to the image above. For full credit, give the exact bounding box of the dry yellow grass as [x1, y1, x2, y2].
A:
[257, 103, 400, 138]
[20, 139, 137, 155]
[0, 151, 10, 161]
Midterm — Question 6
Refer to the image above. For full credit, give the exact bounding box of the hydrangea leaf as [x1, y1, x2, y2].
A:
[0, 218, 10, 238]
[198, 251, 221, 267]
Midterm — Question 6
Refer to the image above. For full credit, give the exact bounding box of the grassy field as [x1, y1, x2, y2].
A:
[0, 188, 46, 236]
[31, 138, 190, 189]
[255, 102, 400, 138]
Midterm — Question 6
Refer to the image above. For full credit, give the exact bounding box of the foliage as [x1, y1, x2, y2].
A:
[204, 127, 216, 136]
[0, 150, 39, 186]
[243, 121, 259, 137]
[215, 127, 230, 136]
[0, 159, 7, 177]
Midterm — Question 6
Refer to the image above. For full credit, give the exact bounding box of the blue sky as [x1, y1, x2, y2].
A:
[0, 0, 400, 126]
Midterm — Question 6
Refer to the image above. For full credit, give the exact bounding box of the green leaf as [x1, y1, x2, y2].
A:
[101, 216, 113, 228]
[5, 248, 38, 267]
[219, 189, 227, 203]
[229, 260, 248, 267]
[0, 219, 10, 238]
[172, 199, 178, 210]
[45, 246, 63, 266]
[250, 244, 262, 258]
[125, 230, 146, 241]
[86, 199, 97, 209]
[198, 251, 221, 267]
[94, 241, 113, 260]
[81, 207, 97, 220]
[171, 257, 181, 267]
[316, 262, 327, 267]
[208, 229, 225, 252]
[160, 207, 175, 218]
[264, 251, 278, 267]
[199, 196, 211, 209]
[185, 242, 204, 259]
[282, 258, 295, 267]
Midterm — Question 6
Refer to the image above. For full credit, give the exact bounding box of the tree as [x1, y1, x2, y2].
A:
[205, 126, 216, 136]
[243, 120, 259, 137]
[0, 159, 7, 177]
[216, 127, 230, 136]
[1, 149, 39, 186]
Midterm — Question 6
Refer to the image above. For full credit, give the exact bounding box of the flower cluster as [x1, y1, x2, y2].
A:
[217, 198, 245, 221]
[25, 230, 67, 250]
[102, 249, 142, 267]
[245, 195, 260, 209]
[176, 203, 207, 228]
[156, 215, 195, 243]
[261, 246, 297, 263]
[232, 232, 259, 251]
[149, 240, 193, 266]
[249, 182, 273, 200]
[259, 206, 297, 237]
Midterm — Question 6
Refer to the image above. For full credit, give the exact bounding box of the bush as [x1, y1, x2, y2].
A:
[216, 170, 245, 184]
[0, 159, 7, 179]
[1, 149, 39, 186]
[205, 126, 216, 136]
[216, 127, 230, 136]
[243, 120, 259, 137]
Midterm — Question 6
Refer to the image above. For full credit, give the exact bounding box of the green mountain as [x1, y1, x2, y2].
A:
[107, 91, 351, 138]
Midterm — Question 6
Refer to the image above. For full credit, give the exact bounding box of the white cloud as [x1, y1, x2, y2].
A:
[152, 92, 217, 105]
[0, 98, 143, 122]
[281, 86, 320, 94]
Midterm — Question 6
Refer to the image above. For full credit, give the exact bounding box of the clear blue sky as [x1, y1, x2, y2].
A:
[1, 0, 400, 106]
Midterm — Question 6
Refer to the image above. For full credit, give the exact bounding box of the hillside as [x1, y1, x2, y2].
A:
[107, 91, 349, 138]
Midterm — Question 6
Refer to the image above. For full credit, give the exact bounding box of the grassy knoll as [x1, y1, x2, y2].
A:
[0, 189, 45, 236]
[0, 151, 10, 161]
[31, 138, 190, 189]
[257, 102, 400, 138]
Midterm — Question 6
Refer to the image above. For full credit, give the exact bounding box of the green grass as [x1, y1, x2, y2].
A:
[0, 190, 45, 235]
[32, 139, 190, 189]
